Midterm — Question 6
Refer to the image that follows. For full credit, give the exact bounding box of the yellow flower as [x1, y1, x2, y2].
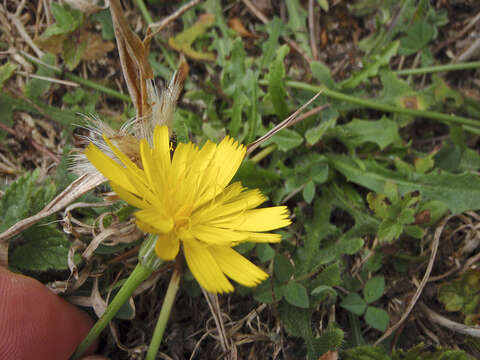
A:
[85, 125, 291, 293]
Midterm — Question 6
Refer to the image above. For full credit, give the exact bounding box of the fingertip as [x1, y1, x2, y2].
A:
[0, 266, 96, 360]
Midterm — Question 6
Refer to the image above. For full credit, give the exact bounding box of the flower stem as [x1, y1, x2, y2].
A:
[259, 79, 480, 129]
[395, 61, 480, 76]
[145, 262, 182, 360]
[70, 263, 153, 360]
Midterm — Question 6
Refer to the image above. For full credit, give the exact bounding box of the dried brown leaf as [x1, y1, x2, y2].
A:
[228, 18, 257, 38]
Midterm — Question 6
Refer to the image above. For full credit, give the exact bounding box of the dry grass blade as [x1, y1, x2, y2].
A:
[374, 215, 449, 345]
[200, 288, 232, 355]
[246, 91, 324, 155]
[419, 302, 480, 338]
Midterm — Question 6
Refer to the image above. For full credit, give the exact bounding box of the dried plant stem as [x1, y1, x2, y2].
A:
[145, 262, 182, 360]
[71, 263, 153, 360]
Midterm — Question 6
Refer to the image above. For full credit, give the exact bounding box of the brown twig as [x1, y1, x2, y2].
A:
[374, 215, 449, 345]
[148, 0, 202, 36]
[308, 0, 318, 60]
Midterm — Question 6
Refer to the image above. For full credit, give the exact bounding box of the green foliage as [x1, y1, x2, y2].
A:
[43, 3, 84, 37]
[7, 1, 480, 357]
[25, 53, 57, 100]
[267, 45, 290, 121]
[343, 344, 475, 360]
[0, 170, 55, 233]
[0, 62, 16, 91]
[9, 225, 77, 271]
[438, 271, 480, 325]
[330, 154, 480, 215]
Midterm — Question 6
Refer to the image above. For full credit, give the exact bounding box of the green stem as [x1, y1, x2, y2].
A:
[64, 73, 131, 102]
[251, 144, 277, 163]
[70, 263, 153, 360]
[135, 0, 154, 25]
[23, 54, 131, 102]
[145, 264, 182, 360]
[395, 61, 480, 76]
[260, 79, 480, 128]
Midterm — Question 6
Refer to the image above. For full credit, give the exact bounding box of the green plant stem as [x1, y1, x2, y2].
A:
[251, 144, 277, 163]
[395, 61, 480, 76]
[70, 263, 153, 360]
[260, 79, 480, 129]
[23, 54, 131, 102]
[145, 263, 182, 360]
[135, 0, 154, 25]
[64, 73, 131, 102]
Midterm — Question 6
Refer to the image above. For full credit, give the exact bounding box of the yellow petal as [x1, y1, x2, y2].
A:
[85, 143, 139, 195]
[140, 139, 167, 199]
[211, 245, 268, 287]
[213, 136, 246, 188]
[111, 182, 150, 209]
[100, 137, 159, 205]
[245, 232, 282, 243]
[194, 189, 266, 226]
[153, 125, 171, 170]
[183, 239, 233, 293]
[190, 224, 248, 245]
[213, 207, 291, 231]
[135, 208, 174, 233]
[155, 233, 180, 260]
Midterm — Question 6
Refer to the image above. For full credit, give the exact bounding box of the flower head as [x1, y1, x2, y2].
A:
[85, 125, 291, 293]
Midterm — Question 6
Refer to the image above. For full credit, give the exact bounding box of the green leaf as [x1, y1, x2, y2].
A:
[267, 45, 290, 120]
[25, 53, 57, 100]
[0, 62, 16, 91]
[253, 279, 284, 304]
[310, 61, 337, 89]
[274, 253, 294, 282]
[260, 17, 285, 69]
[305, 107, 338, 145]
[399, 20, 434, 56]
[255, 243, 275, 263]
[329, 154, 480, 214]
[266, 128, 303, 151]
[438, 270, 480, 315]
[0, 170, 55, 233]
[337, 237, 364, 255]
[340, 41, 399, 89]
[329, 117, 400, 150]
[340, 293, 367, 316]
[284, 281, 310, 308]
[43, 3, 84, 37]
[311, 285, 336, 298]
[63, 36, 87, 71]
[91, 9, 115, 40]
[363, 276, 385, 303]
[364, 306, 389, 332]
[279, 301, 313, 339]
[9, 225, 75, 271]
[302, 181, 315, 204]
[311, 325, 344, 359]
